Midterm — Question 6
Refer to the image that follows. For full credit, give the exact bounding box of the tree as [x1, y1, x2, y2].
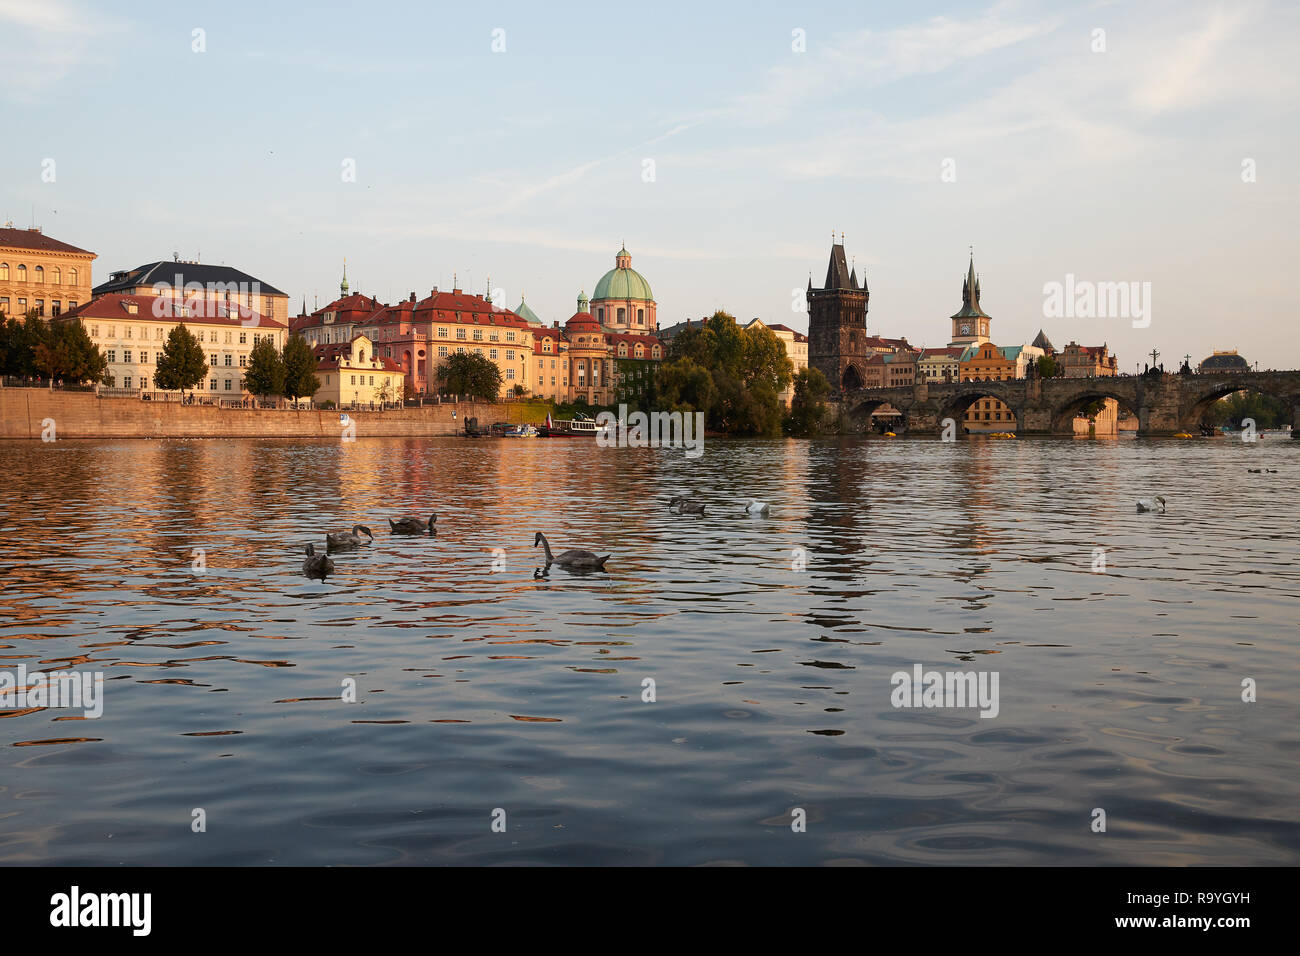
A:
[437, 351, 502, 400]
[281, 334, 320, 402]
[244, 337, 286, 401]
[1203, 390, 1290, 429]
[784, 367, 831, 436]
[154, 323, 209, 398]
[376, 379, 396, 404]
[1037, 355, 1061, 378]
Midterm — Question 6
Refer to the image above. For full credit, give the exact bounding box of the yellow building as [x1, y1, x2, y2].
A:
[313, 334, 404, 407]
[0, 226, 96, 320]
[64, 293, 287, 396]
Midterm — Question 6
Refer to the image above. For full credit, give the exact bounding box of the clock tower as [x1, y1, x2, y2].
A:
[949, 254, 991, 348]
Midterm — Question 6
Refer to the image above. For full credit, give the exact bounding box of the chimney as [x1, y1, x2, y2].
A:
[409, 292, 416, 303]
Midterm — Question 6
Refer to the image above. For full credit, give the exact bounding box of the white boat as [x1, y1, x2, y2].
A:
[504, 423, 539, 438]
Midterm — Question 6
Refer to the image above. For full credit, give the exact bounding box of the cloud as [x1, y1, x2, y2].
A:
[0, 0, 119, 101]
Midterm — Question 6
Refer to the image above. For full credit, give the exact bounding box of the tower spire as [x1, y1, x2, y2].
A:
[340, 259, 349, 296]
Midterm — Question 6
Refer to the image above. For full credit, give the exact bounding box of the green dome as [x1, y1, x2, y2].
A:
[515, 296, 543, 325]
[592, 249, 653, 302]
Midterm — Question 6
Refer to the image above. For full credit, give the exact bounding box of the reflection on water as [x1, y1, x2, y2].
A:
[1, 436, 1298, 865]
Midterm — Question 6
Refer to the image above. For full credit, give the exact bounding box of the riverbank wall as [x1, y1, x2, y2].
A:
[0, 389, 548, 440]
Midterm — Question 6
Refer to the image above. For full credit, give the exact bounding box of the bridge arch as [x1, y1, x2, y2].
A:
[940, 385, 1023, 433]
[1049, 389, 1140, 435]
[842, 364, 864, 391]
[1180, 378, 1299, 432]
[847, 394, 909, 433]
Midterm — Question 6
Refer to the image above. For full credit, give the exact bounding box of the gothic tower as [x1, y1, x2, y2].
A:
[948, 254, 991, 347]
[807, 239, 869, 391]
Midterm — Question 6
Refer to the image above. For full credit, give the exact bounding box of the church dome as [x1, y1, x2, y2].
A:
[1199, 350, 1250, 371]
[515, 296, 543, 326]
[592, 247, 653, 302]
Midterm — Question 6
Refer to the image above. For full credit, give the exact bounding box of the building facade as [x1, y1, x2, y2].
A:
[1060, 341, 1119, 376]
[313, 334, 405, 406]
[0, 226, 96, 321]
[746, 318, 809, 405]
[64, 293, 286, 395]
[93, 259, 289, 327]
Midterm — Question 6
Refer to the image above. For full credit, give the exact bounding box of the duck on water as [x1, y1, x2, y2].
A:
[327, 524, 374, 550]
[389, 514, 437, 535]
[534, 531, 610, 571]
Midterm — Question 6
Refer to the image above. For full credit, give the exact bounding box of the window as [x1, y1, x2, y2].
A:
[210, 379, 218, 390]
[90, 325, 98, 337]
[239, 355, 247, 367]
[1, 297, 11, 314]
[438, 346, 448, 357]
[506, 369, 515, 380]
[141, 377, 149, 389]
[224, 355, 232, 366]
[123, 350, 132, 363]
[438, 327, 448, 337]
[637, 309, 644, 325]
[52, 302, 61, 317]
[16, 265, 26, 282]
[506, 331, 515, 342]
[224, 379, 233, 391]
[68, 269, 77, 286]
[350, 375, 356, 385]
[35, 300, 45, 316]
[199, 330, 205, 342]
[472, 329, 482, 341]
[506, 350, 514, 360]
[210, 354, 218, 365]
[107, 350, 116, 363]
[0, 263, 7, 280]
[490, 349, 499, 360]
[123, 376, 132, 388]
[617, 307, 626, 323]
[538, 378, 543, 386]
[455, 328, 466, 340]
[597, 308, 604, 321]
[489, 331, 499, 341]
[225, 331, 232, 344]
[34, 266, 44, 284]
[140, 352, 148, 364]
[52, 268, 61, 284]
[126, 326, 133, 338]
[369, 376, 374, 386]
[239, 332, 247, 344]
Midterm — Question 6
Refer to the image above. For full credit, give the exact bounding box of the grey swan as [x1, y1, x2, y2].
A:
[534, 531, 610, 571]
[1136, 496, 1167, 513]
[668, 496, 705, 515]
[389, 513, 437, 534]
[326, 524, 374, 550]
[303, 543, 335, 578]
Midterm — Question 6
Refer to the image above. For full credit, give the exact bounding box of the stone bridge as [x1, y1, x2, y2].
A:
[839, 372, 1300, 437]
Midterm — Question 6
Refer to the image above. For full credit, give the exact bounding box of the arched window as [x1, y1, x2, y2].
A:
[617, 307, 626, 323]
[34, 266, 44, 283]
[16, 264, 27, 281]
[68, 268, 77, 285]
[637, 309, 644, 325]
[0, 263, 7, 280]
[52, 267, 61, 284]
[597, 308, 604, 321]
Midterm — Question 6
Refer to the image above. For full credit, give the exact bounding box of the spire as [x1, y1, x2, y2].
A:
[340, 259, 349, 296]
[823, 240, 852, 290]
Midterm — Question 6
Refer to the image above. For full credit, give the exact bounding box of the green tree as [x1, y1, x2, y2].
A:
[1037, 355, 1061, 378]
[33, 320, 108, 386]
[1203, 390, 1290, 429]
[154, 323, 209, 398]
[784, 367, 831, 436]
[281, 334, 321, 402]
[437, 351, 502, 400]
[244, 337, 286, 401]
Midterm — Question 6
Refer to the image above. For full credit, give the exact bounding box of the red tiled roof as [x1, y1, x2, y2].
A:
[0, 227, 96, 257]
[312, 338, 403, 373]
[66, 293, 284, 329]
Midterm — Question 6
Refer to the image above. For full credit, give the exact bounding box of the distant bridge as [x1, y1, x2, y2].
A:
[840, 372, 1300, 437]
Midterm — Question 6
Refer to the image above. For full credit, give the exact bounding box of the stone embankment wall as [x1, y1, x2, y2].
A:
[0, 389, 547, 440]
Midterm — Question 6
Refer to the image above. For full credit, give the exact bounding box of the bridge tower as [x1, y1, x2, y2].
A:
[949, 254, 992, 348]
[807, 238, 870, 393]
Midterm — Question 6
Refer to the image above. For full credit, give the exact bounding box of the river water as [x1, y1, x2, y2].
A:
[0, 435, 1297, 865]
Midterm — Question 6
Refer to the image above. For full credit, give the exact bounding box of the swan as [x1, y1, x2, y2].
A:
[326, 524, 374, 550]
[740, 498, 771, 516]
[668, 496, 705, 515]
[302, 543, 335, 578]
[534, 531, 610, 571]
[389, 514, 437, 534]
[1136, 496, 1166, 513]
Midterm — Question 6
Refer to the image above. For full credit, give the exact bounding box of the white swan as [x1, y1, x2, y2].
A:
[741, 498, 771, 516]
[1136, 496, 1166, 513]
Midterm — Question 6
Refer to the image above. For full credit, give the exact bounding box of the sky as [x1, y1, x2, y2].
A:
[2, 0, 1297, 369]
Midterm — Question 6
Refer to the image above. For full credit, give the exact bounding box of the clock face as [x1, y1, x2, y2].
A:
[960, 324, 971, 335]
